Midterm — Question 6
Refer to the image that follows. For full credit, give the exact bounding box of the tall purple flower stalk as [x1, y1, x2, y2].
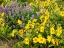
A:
[19, 4, 22, 11]
[32, 14, 34, 19]
[4, 4, 9, 14]
[12, 7, 15, 14]
[21, 16, 24, 20]
[0, 6, 4, 12]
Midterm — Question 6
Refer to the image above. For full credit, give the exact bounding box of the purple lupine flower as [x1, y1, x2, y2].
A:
[21, 16, 24, 20]
[0, 6, 2, 12]
[12, 8, 15, 14]
[32, 14, 34, 19]
[12, 1, 17, 7]
[0, 6, 4, 12]
[19, 4, 22, 11]
[4, 4, 9, 14]
[30, 5, 32, 10]
[5, 4, 9, 8]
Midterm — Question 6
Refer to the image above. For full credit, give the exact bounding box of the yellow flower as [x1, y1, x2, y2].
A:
[50, 27, 55, 35]
[52, 0, 55, 3]
[55, 40, 58, 46]
[54, 8, 59, 13]
[0, 18, 4, 22]
[35, 28, 39, 33]
[38, 37, 46, 44]
[1, 23, 5, 26]
[11, 29, 17, 37]
[29, 2, 33, 6]
[32, 19, 37, 23]
[5, 0, 8, 2]
[33, 37, 38, 43]
[47, 0, 50, 2]
[30, 23, 35, 29]
[1, 12, 5, 16]
[41, 22, 46, 26]
[47, 36, 52, 43]
[43, 38, 46, 44]
[44, 16, 49, 20]
[31, 24, 35, 28]
[24, 38, 29, 45]
[11, 32, 14, 37]
[43, 1, 48, 7]
[51, 39, 55, 45]
[56, 26, 62, 36]
[45, 10, 49, 16]
[40, 26, 44, 32]
[17, 19, 22, 24]
[40, 9, 43, 13]
[19, 29, 23, 35]
[25, 24, 30, 30]
[38, 34, 42, 38]
[29, 29, 32, 33]
[60, 11, 64, 16]
[28, 20, 31, 24]
[40, 15, 44, 21]
[36, 0, 39, 5]
[1, 2, 4, 7]
[38, 37, 43, 43]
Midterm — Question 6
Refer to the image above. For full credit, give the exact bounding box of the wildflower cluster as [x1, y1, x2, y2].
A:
[0, 0, 64, 48]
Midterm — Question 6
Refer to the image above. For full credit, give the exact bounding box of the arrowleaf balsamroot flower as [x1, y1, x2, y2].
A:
[17, 19, 22, 25]
[32, 19, 37, 23]
[50, 27, 55, 35]
[56, 26, 62, 36]
[38, 37, 46, 44]
[24, 38, 29, 45]
[33, 37, 38, 43]
[1, 12, 5, 16]
[11, 29, 17, 37]
[60, 11, 64, 16]
[40, 26, 44, 32]
[47, 36, 52, 43]
[55, 39, 59, 46]
[51, 38, 55, 45]
[19, 29, 23, 35]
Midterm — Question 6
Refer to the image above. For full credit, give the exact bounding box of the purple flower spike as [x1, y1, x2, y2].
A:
[12, 1, 17, 7]
[32, 14, 34, 19]
[5, 4, 9, 9]
[0, 6, 4, 12]
[19, 5, 22, 11]
[21, 16, 24, 20]
[12, 8, 15, 14]
[30, 6, 32, 9]
[4, 4, 9, 14]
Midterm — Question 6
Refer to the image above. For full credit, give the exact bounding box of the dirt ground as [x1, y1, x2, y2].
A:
[0, 38, 22, 48]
